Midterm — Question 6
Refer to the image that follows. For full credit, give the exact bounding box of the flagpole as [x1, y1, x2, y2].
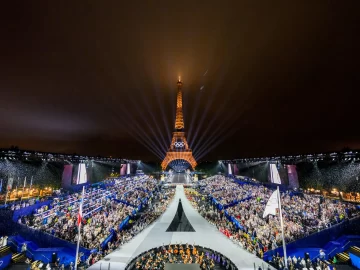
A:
[3, 179, 9, 207]
[277, 186, 288, 269]
[4, 189, 9, 206]
[75, 186, 85, 270]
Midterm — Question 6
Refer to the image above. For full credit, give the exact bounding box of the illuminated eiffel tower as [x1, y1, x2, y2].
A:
[161, 78, 197, 171]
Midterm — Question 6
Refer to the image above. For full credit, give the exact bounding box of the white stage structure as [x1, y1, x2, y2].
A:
[76, 163, 87, 184]
[88, 185, 274, 270]
[228, 163, 232, 175]
[270, 164, 282, 184]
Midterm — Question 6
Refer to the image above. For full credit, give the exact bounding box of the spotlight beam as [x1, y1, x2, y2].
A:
[106, 104, 165, 159]
[188, 78, 221, 148]
[194, 108, 237, 159]
[151, 79, 172, 145]
[127, 96, 167, 154]
[195, 84, 256, 158]
[100, 66, 166, 159]
[187, 86, 204, 146]
[188, 59, 237, 148]
[194, 104, 246, 160]
[192, 77, 243, 153]
[116, 100, 166, 157]
[138, 88, 169, 152]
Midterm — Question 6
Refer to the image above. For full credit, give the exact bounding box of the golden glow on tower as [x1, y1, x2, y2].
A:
[161, 79, 197, 171]
[175, 78, 184, 130]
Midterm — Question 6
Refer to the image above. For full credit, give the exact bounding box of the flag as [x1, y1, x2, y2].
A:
[263, 190, 279, 218]
[77, 187, 85, 226]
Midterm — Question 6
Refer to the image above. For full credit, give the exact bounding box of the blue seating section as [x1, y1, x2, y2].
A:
[8, 235, 89, 266]
[0, 253, 12, 270]
[263, 228, 360, 262]
[277, 235, 360, 262]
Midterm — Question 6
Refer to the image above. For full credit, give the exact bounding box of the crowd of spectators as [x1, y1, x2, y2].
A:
[18, 176, 157, 250]
[199, 176, 253, 205]
[269, 252, 336, 270]
[87, 187, 175, 266]
[9, 197, 44, 211]
[7, 173, 360, 269]
[225, 188, 358, 253]
[187, 175, 360, 269]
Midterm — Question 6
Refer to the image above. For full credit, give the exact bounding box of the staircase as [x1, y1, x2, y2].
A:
[11, 253, 27, 263]
[31, 260, 42, 269]
[349, 246, 360, 254]
[335, 245, 360, 264]
[0, 245, 11, 256]
[336, 251, 350, 263]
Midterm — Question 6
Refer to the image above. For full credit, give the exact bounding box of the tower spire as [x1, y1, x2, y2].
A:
[175, 78, 184, 130]
[161, 78, 197, 171]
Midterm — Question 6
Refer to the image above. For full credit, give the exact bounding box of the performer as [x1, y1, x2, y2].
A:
[192, 244, 197, 255]
[179, 242, 184, 254]
[186, 245, 191, 256]
[174, 243, 178, 254]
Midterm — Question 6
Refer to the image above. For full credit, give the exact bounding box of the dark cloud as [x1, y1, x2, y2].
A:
[0, 1, 359, 160]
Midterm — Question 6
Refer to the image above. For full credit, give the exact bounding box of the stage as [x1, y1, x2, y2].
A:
[88, 185, 274, 270]
[170, 173, 190, 184]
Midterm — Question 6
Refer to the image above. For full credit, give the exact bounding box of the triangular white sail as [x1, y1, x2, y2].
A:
[263, 189, 279, 218]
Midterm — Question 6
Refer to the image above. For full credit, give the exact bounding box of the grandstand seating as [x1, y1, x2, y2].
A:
[194, 175, 360, 269]
[0, 175, 158, 268]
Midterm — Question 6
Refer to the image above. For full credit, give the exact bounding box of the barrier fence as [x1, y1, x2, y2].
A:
[12, 200, 52, 222]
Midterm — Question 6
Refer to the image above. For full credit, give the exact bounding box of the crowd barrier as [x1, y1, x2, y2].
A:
[223, 196, 252, 209]
[8, 235, 89, 266]
[112, 198, 137, 208]
[10, 224, 90, 255]
[211, 196, 251, 231]
[12, 200, 52, 222]
[65, 183, 91, 192]
[0, 209, 91, 266]
[0, 196, 50, 210]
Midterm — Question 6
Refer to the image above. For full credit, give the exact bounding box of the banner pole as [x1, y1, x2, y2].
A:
[277, 186, 288, 269]
[74, 186, 85, 270]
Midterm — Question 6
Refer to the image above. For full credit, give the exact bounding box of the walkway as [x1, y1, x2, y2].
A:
[170, 173, 190, 184]
[88, 185, 274, 270]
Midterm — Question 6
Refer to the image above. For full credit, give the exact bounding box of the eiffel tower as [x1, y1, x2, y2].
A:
[161, 79, 197, 171]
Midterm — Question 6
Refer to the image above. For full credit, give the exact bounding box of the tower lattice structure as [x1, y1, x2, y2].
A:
[161, 79, 197, 170]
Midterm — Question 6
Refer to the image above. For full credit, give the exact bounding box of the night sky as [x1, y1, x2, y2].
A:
[0, 1, 359, 161]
